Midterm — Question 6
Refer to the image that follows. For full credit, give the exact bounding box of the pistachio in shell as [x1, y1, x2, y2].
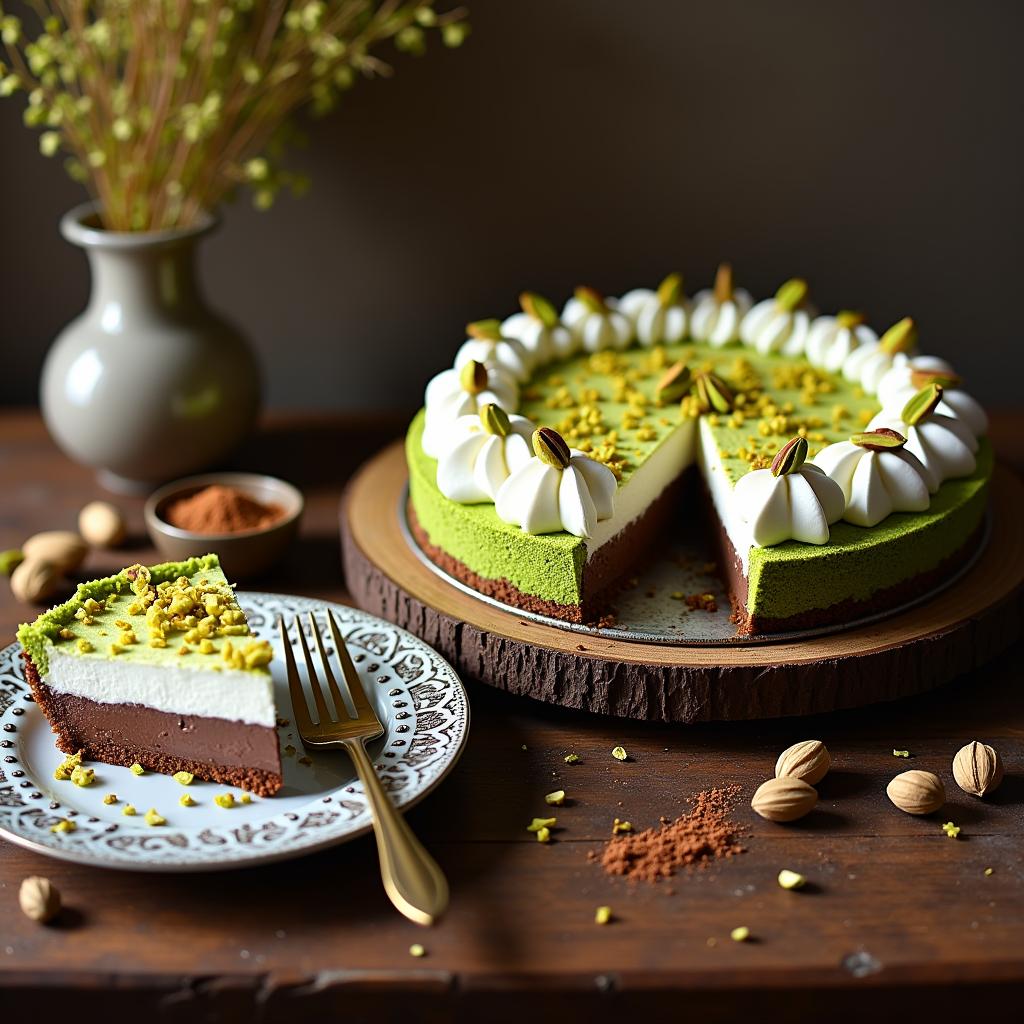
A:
[770, 436, 809, 477]
[901, 383, 943, 427]
[774, 277, 808, 312]
[459, 359, 489, 395]
[775, 740, 831, 786]
[533, 427, 571, 469]
[574, 286, 607, 314]
[750, 777, 818, 822]
[466, 318, 503, 341]
[520, 291, 559, 328]
[836, 309, 866, 329]
[886, 769, 945, 815]
[656, 361, 692, 403]
[952, 741, 1003, 798]
[694, 371, 734, 414]
[910, 367, 962, 391]
[480, 403, 511, 437]
[713, 262, 734, 303]
[879, 316, 918, 355]
[850, 427, 906, 451]
[656, 272, 684, 307]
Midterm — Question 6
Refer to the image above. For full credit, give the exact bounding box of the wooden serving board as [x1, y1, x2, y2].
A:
[340, 442, 1024, 722]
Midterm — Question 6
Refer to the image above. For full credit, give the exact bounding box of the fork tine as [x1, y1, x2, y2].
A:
[278, 615, 313, 734]
[307, 611, 352, 720]
[327, 609, 376, 721]
[293, 614, 332, 725]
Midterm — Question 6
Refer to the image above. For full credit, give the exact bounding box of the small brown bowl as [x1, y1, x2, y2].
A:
[144, 472, 304, 579]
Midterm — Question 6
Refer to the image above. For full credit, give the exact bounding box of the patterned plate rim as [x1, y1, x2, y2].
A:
[0, 593, 470, 872]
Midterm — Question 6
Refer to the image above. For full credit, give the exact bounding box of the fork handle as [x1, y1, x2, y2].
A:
[345, 737, 450, 926]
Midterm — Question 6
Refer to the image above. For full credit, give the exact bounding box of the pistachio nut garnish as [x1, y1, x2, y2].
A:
[878, 316, 917, 355]
[519, 290, 559, 328]
[533, 426, 571, 469]
[459, 359, 488, 395]
[774, 277, 808, 312]
[910, 367, 962, 391]
[656, 361, 692, 403]
[850, 427, 906, 451]
[466, 318, 504, 341]
[836, 309, 866, 329]
[480, 402, 511, 437]
[656, 271, 684, 307]
[770, 436, 809, 477]
[713, 262, 734, 303]
[574, 285, 608, 314]
[901, 383, 943, 426]
[694, 370, 734, 413]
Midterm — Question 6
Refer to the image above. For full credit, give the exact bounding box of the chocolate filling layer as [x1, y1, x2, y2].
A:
[23, 654, 282, 797]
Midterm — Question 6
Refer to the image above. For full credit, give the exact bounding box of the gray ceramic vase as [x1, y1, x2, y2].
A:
[41, 202, 261, 492]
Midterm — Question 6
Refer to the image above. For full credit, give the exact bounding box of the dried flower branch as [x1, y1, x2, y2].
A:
[0, 1, 468, 231]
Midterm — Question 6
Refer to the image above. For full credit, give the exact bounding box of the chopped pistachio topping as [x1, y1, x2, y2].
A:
[770, 436, 808, 477]
[544, 790, 566, 806]
[879, 316, 917, 355]
[70, 766, 95, 787]
[179, 793, 196, 807]
[612, 818, 632, 834]
[611, 745, 628, 761]
[533, 426, 571, 469]
[459, 359, 488, 395]
[730, 926, 751, 942]
[76, 639, 93, 654]
[775, 277, 808, 312]
[535, 826, 551, 843]
[102, 793, 117, 805]
[656, 271, 683, 307]
[480, 402, 511, 437]
[527, 816, 556, 832]
[144, 808, 166, 827]
[240, 794, 252, 804]
[595, 906, 613, 925]
[574, 285, 607, 314]
[53, 750, 83, 781]
[851, 427, 906, 451]
[713, 262, 734, 303]
[778, 869, 806, 890]
[564, 753, 580, 764]
[901, 383, 943, 426]
[985, 868, 994, 876]
[122, 804, 137, 816]
[409, 943, 427, 958]
[942, 821, 961, 839]
[214, 793, 235, 809]
[173, 771, 194, 786]
[893, 749, 911, 758]
[466, 318, 503, 341]
[836, 310, 866, 329]
[520, 290, 559, 328]
[50, 819, 76, 833]
[130, 762, 145, 775]
[58, 627, 75, 641]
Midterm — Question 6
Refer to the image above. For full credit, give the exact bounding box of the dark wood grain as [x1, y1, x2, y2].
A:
[1, 409, 1023, 1021]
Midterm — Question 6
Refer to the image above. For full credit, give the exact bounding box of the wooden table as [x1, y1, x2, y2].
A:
[1, 409, 1022, 1021]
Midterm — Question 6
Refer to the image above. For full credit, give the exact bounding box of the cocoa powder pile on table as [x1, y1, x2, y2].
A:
[596, 785, 745, 882]
[164, 485, 283, 535]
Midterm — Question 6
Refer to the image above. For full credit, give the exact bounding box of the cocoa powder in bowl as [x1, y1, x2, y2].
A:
[595, 785, 745, 883]
[164, 484, 284, 535]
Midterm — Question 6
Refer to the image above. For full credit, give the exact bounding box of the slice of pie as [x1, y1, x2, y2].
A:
[17, 554, 282, 796]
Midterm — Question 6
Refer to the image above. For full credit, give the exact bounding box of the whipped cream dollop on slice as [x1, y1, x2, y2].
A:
[733, 437, 845, 546]
[740, 278, 813, 356]
[868, 383, 978, 491]
[813, 428, 931, 527]
[436, 404, 536, 503]
[562, 286, 633, 353]
[495, 426, 617, 538]
[617, 272, 690, 346]
[455, 319, 532, 381]
[805, 311, 878, 373]
[501, 291, 575, 366]
[842, 316, 917, 394]
[422, 360, 519, 458]
[689, 263, 752, 348]
[876, 357, 988, 437]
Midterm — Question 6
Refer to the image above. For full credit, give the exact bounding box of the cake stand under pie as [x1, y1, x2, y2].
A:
[339, 442, 1024, 722]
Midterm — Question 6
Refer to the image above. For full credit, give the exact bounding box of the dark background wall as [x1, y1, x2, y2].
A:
[1, 0, 1021, 411]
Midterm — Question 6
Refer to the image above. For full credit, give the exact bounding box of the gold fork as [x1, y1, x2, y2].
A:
[278, 609, 449, 926]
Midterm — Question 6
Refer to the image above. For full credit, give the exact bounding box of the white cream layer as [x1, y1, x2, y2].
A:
[697, 417, 753, 574]
[44, 646, 276, 727]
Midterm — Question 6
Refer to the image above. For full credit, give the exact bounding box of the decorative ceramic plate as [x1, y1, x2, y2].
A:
[0, 593, 469, 872]
[399, 486, 991, 646]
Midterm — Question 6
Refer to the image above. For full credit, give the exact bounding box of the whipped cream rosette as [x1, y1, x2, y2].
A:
[435, 404, 536, 503]
[689, 263, 753, 348]
[842, 316, 917, 394]
[422, 360, 519, 458]
[455, 319, 532, 381]
[561, 286, 633, 353]
[733, 437, 845, 546]
[876, 358, 988, 437]
[868, 382, 978, 490]
[813, 428, 931, 527]
[740, 278, 814, 356]
[617, 272, 690, 346]
[501, 291, 575, 366]
[495, 427, 617, 538]
[805, 310, 878, 373]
